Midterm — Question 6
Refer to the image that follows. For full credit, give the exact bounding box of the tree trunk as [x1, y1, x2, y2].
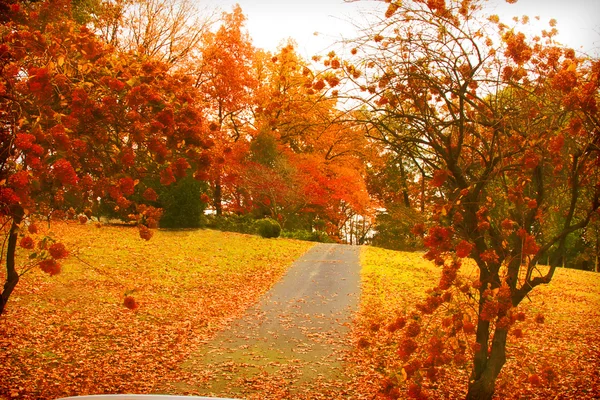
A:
[0, 210, 23, 315]
[398, 161, 411, 208]
[214, 178, 222, 216]
[420, 172, 425, 213]
[594, 233, 600, 272]
[466, 373, 496, 400]
[466, 319, 508, 400]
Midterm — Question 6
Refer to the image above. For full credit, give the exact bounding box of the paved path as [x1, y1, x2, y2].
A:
[184, 243, 362, 399]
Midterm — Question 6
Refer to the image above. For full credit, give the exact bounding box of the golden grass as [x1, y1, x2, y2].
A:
[2, 228, 598, 399]
[352, 246, 600, 399]
[359, 247, 439, 322]
[0, 223, 314, 399]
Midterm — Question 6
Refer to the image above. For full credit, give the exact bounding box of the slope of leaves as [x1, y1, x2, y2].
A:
[0, 223, 313, 399]
[351, 247, 600, 399]
[494, 267, 600, 399]
[348, 247, 443, 398]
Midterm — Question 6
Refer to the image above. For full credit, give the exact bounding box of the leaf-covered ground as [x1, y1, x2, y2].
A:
[2, 228, 599, 399]
[351, 246, 600, 399]
[0, 223, 313, 399]
[176, 244, 362, 400]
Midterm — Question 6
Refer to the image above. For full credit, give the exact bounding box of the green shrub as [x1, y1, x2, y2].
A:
[159, 175, 206, 229]
[205, 214, 258, 234]
[255, 218, 282, 238]
[280, 229, 334, 243]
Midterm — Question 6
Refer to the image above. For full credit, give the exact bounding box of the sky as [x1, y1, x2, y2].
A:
[488, 0, 600, 54]
[202, 0, 368, 58]
[202, 0, 600, 57]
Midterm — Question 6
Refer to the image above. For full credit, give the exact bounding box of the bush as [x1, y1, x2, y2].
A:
[159, 175, 206, 229]
[205, 214, 258, 234]
[281, 229, 334, 243]
[256, 218, 282, 238]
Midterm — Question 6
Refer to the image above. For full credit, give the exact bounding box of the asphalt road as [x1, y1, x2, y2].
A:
[185, 243, 362, 398]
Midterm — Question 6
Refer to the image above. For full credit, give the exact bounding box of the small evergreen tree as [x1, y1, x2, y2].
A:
[159, 175, 207, 228]
[256, 218, 282, 238]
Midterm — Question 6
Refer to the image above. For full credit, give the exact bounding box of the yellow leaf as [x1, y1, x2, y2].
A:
[399, 367, 408, 382]
[57, 56, 65, 67]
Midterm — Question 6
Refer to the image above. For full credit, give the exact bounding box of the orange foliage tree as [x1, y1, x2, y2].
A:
[248, 43, 372, 237]
[0, 0, 210, 314]
[194, 5, 256, 216]
[347, 0, 600, 398]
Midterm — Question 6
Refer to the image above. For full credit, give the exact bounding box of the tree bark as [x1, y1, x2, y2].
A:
[467, 319, 508, 400]
[420, 172, 425, 213]
[466, 374, 495, 400]
[214, 177, 222, 216]
[594, 233, 600, 272]
[0, 209, 24, 315]
[398, 161, 411, 208]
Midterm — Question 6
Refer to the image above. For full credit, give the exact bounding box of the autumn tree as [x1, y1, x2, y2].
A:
[253, 43, 338, 151]
[192, 5, 256, 215]
[87, 0, 214, 69]
[249, 43, 373, 236]
[0, 0, 209, 314]
[367, 153, 425, 250]
[239, 130, 307, 224]
[347, 0, 600, 398]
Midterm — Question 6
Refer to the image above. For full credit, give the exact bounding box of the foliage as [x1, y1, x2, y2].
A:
[280, 229, 334, 243]
[2, 0, 598, 398]
[352, 246, 600, 399]
[158, 175, 208, 229]
[1, 224, 598, 399]
[205, 214, 258, 235]
[370, 205, 425, 251]
[0, 222, 313, 399]
[246, 43, 374, 237]
[255, 217, 282, 239]
[198, 4, 257, 216]
[0, 0, 213, 313]
[249, 129, 280, 167]
[346, 0, 600, 397]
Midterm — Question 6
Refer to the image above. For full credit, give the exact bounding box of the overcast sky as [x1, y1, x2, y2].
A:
[202, 0, 600, 57]
[488, 0, 600, 54]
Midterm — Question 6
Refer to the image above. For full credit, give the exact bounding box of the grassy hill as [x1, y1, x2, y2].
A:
[0, 223, 313, 399]
[352, 246, 600, 399]
[1, 225, 598, 399]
